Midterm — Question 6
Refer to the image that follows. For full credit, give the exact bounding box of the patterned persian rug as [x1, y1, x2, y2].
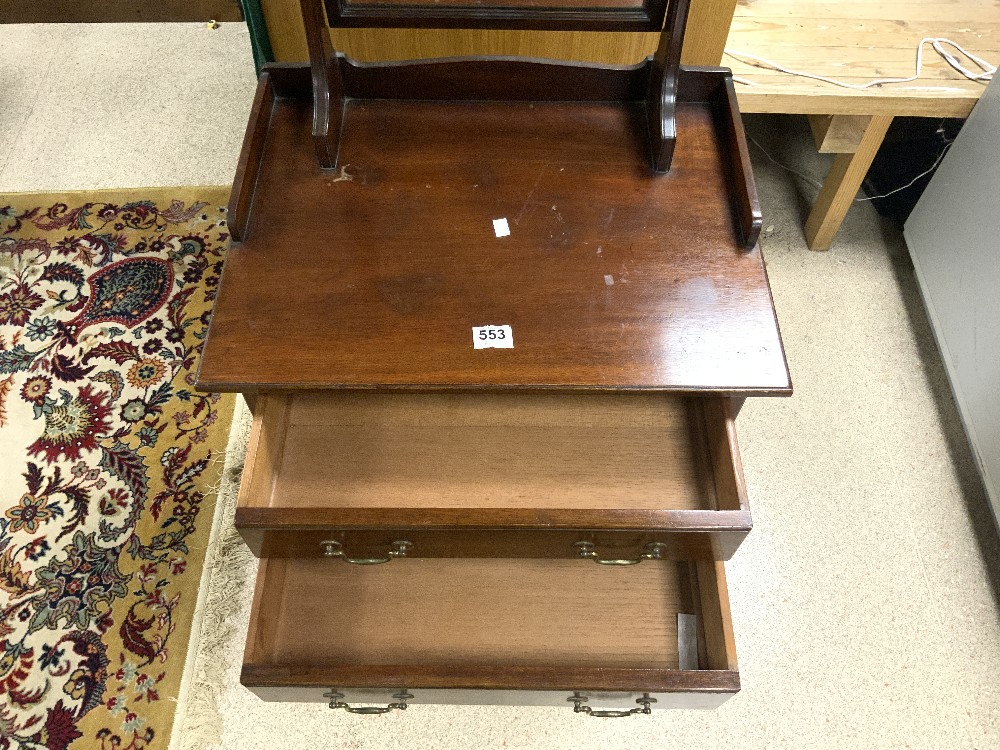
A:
[0, 188, 235, 750]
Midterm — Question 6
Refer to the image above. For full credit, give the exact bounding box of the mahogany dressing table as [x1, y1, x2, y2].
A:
[197, 0, 790, 717]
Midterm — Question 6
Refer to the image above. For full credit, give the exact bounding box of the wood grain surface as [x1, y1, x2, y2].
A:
[338, 54, 651, 100]
[239, 525, 752, 560]
[229, 72, 274, 242]
[233, 391, 752, 559]
[804, 114, 894, 250]
[257, 391, 719, 510]
[241, 662, 741, 691]
[323, 0, 666, 31]
[262, 0, 736, 65]
[0, 0, 242, 23]
[198, 89, 789, 393]
[728, 0, 1000, 117]
[300, 0, 691, 169]
[697, 559, 737, 670]
[808, 114, 873, 154]
[241, 556, 738, 693]
[263, 558, 684, 667]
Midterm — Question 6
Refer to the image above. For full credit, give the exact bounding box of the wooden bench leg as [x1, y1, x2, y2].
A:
[808, 114, 873, 154]
[804, 114, 893, 251]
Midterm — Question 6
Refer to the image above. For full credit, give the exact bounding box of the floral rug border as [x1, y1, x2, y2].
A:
[0, 186, 235, 750]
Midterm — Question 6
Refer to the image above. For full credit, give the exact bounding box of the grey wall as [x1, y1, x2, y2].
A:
[905, 75, 1000, 525]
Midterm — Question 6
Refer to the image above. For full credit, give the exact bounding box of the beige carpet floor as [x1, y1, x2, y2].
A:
[2, 23, 997, 750]
[0, 23, 256, 192]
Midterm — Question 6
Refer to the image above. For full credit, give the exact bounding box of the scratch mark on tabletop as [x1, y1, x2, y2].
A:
[513, 163, 548, 226]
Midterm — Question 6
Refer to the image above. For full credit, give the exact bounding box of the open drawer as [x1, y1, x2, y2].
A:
[241, 557, 738, 711]
[236, 391, 751, 560]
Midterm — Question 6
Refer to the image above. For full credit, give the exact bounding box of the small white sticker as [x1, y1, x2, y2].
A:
[493, 218, 510, 238]
[472, 325, 513, 349]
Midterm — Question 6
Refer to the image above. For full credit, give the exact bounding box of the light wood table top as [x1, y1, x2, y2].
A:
[726, 0, 999, 117]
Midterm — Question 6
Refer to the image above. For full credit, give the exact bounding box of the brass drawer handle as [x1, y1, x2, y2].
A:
[324, 690, 412, 713]
[320, 540, 412, 564]
[570, 692, 655, 717]
[573, 541, 667, 565]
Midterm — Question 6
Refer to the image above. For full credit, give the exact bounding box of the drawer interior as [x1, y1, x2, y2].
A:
[241, 391, 746, 513]
[242, 557, 738, 692]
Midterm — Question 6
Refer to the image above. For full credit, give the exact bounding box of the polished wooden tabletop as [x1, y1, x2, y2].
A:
[198, 95, 790, 395]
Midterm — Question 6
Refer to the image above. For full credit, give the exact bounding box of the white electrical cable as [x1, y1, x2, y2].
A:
[747, 135, 954, 203]
[747, 136, 823, 191]
[725, 37, 995, 90]
[854, 142, 953, 202]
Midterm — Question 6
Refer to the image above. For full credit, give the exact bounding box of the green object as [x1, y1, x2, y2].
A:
[240, 0, 275, 76]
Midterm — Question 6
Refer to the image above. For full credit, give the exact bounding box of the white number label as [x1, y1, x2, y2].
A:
[472, 325, 513, 349]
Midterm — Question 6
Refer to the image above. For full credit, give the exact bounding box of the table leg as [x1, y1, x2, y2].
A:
[804, 114, 893, 251]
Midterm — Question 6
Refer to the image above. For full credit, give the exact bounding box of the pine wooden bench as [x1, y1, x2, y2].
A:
[726, 0, 999, 250]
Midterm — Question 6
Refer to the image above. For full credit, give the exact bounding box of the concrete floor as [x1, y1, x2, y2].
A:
[2, 22, 998, 750]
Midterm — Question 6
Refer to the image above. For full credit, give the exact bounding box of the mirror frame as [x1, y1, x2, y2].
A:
[324, 0, 669, 31]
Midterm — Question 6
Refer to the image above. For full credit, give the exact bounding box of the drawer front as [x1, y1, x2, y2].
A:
[237, 391, 751, 561]
[239, 527, 748, 561]
[246, 686, 733, 711]
[242, 558, 739, 702]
